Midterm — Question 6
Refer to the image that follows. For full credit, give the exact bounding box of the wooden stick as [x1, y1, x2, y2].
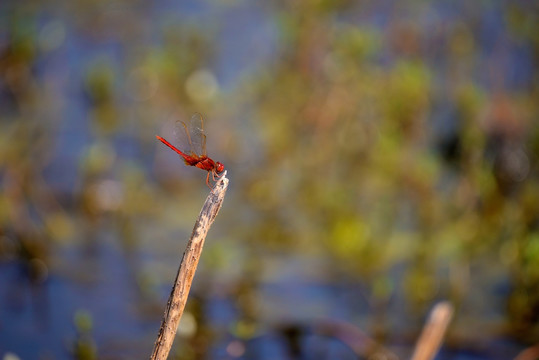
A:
[513, 344, 539, 360]
[411, 301, 454, 360]
[150, 172, 229, 360]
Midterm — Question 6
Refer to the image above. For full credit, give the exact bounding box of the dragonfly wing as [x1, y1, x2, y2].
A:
[172, 119, 194, 155]
[188, 113, 207, 156]
[171, 113, 207, 157]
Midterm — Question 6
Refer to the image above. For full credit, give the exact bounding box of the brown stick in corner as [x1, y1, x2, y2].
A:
[150, 172, 229, 360]
[411, 301, 454, 360]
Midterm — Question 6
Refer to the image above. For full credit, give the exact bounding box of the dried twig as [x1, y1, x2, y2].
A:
[411, 301, 454, 360]
[150, 172, 229, 360]
[513, 344, 539, 360]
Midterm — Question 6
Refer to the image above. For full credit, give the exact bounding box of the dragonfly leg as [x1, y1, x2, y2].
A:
[206, 171, 212, 189]
[213, 171, 224, 186]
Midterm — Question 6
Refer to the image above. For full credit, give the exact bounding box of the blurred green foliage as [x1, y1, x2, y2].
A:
[0, 0, 538, 358]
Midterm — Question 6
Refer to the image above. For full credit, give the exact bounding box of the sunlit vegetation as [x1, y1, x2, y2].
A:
[0, 1, 538, 358]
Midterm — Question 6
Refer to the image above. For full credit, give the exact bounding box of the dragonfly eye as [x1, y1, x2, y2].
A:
[216, 162, 224, 173]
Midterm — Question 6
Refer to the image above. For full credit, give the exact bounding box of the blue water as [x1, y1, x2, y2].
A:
[1, 0, 536, 358]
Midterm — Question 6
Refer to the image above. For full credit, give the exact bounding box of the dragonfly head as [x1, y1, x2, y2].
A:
[215, 162, 225, 174]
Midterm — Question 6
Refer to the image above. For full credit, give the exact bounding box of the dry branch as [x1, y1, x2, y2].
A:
[150, 172, 229, 360]
[513, 344, 539, 360]
[411, 301, 454, 360]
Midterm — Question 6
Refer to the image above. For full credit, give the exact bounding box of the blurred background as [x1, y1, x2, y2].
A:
[1, 0, 538, 359]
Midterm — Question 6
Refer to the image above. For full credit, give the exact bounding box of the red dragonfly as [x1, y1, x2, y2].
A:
[156, 113, 225, 188]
